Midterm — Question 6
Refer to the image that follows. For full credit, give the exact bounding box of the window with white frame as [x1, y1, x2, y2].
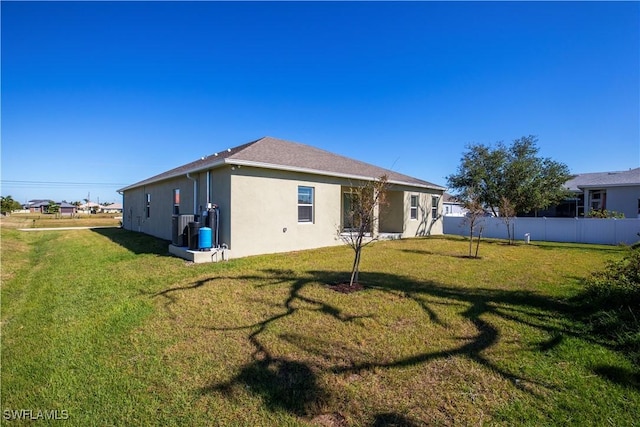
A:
[410, 195, 418, 220]
[431, 195, 439, 218]
[298, 186, 314, 223]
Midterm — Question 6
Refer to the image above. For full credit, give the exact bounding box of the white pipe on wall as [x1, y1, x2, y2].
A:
[206, 170, 211, 206]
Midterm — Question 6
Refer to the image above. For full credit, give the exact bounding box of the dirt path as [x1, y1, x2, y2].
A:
[18, 226, 119, 231]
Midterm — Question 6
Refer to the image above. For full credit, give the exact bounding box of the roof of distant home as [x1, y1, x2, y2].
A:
[28, 200, 76, 208]
[443, 193, 463, 203]
[119, 136, 445, 192]
[565, 167, 640, 192]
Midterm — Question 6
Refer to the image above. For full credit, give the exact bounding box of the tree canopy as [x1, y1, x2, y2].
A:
[1, 196, 22, 214]
[446, 136, 571, 215]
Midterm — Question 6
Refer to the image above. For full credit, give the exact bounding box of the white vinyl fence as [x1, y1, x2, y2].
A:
[443, 216, 640, 246]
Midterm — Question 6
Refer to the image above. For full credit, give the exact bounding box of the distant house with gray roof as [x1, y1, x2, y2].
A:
[119, 136, 446, 259]
[530, 167, 640, 218]
[27, 200, 77, 216]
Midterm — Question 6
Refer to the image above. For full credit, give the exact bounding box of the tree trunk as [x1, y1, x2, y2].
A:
[350, 246, 361, 287]
[475, 226, 484, 258]
[511, 223, 515, 245]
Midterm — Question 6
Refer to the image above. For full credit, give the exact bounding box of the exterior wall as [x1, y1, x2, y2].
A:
[208, 168, 232, 247]
[122, 166, 445, 258]
[379, 190, 404, 233]
[228, 167, 344, 258]
[579, 185, 640, 219]
[59, 207, 76, 216]
[401, 187, 444, 237]
[122, 186, 146, 233]
[122, 176, 197, 241]
[604, 186, 640, 218]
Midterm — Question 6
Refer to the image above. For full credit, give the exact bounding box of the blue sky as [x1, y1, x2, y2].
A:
[2, 1, 638, 204]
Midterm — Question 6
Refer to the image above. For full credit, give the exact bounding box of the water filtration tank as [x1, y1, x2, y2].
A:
[188, 221, 200, 250]
[199, 227, 212, 250]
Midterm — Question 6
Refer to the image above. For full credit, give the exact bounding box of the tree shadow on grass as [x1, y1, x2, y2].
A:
[196, 270, 368, 418]
[147, 276, 216, 319]
[212, 357, 328, 417]
[91, 227, 170, 256]
[399, 248, 484, 260]
[592, 365, 640, 391]
[372, 412, 422, 427]
[156, 268, 610, 422]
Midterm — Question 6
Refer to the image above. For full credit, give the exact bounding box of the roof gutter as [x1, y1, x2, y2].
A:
[117, 158, 226, 193]
[578, 183, 640, 189]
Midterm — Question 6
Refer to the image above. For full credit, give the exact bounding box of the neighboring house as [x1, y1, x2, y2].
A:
[118, 136, 446, 259]
[529, 167, 640, 218]
[59, 202, 78, 216]
[26, 200, 77, 216]
[79, 202, 100, 214]
[27, 199, 50, 213]
[442, 193, 467, 217]
[100, 203, 123, 214]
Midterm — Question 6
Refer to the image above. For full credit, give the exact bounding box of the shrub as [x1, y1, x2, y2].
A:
[587, 208, 625, 219]
[584, 247, 640, 306]
[581, 247, 640, 363]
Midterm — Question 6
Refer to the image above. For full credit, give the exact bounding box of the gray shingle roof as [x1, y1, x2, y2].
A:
[120, 136, 444, 191]
[564, 167, 640, 192]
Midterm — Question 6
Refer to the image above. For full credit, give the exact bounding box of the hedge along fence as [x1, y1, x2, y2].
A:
[443, 216, 640, 245]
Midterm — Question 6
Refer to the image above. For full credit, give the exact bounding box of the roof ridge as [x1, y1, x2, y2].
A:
[119, 136, 446, 192]
[246, 136, 419, 179]
[227, 136, 444, 189]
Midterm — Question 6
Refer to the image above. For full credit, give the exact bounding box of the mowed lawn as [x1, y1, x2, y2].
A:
[1, 224, 638, 426]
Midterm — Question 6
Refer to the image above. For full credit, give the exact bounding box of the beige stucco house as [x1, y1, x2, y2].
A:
[118, 137, 446, 259]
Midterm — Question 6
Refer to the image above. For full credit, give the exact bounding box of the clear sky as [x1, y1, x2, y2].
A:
[2, 1, 638, 205]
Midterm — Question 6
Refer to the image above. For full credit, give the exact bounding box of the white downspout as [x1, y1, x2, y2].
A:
[206, 170, 211, 206]
[186, 173, 197, 215]
[118, 190, 124, 229]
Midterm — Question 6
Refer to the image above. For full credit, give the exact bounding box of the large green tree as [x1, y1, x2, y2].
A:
[447, 136, 572, 216]
[1, 195, 22, 214]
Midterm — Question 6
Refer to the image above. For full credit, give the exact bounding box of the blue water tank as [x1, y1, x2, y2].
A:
[198, 227, 212, 250]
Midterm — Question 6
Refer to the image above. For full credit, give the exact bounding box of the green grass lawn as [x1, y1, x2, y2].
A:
[1, 226, 638, 426]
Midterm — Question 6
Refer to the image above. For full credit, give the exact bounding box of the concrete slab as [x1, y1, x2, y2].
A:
[168, 245, 230, 263]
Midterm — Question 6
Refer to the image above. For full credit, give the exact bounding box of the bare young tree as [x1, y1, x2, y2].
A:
[340, 175, 389, 287]
[463, 189, 486, 258]
[499, 196, 517, 245]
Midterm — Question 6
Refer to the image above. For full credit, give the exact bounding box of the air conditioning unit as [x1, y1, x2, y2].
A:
[172, 214, 194, 246]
